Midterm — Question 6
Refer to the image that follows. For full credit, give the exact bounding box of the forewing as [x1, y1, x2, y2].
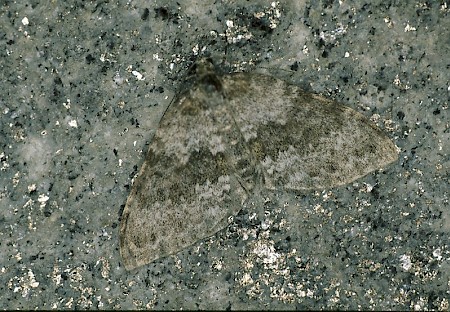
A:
[224, 73, 398, 190]
[119, 87, 253, 270]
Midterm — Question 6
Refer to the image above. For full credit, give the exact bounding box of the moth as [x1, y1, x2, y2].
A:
[119, 60, 398, 270]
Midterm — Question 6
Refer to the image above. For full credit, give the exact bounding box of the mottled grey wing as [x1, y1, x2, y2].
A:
[119, 86, 254, 270]
[224, 73, 398, 190]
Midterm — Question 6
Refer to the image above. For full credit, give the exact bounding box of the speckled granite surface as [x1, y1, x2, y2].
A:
[1, 0, 449, 309]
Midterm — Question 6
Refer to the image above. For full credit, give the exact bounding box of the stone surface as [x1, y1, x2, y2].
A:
[0, 0, 448, 310]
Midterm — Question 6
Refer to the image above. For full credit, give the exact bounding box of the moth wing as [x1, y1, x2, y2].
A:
[224, 73, 398, 190]
[119, 87, 253, 270]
